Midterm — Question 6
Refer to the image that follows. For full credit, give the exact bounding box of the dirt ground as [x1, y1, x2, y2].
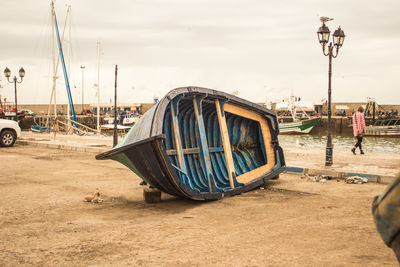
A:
[0, 145, 398, 266]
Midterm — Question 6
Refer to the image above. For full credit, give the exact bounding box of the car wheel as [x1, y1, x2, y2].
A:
[0, 130, 16, 147]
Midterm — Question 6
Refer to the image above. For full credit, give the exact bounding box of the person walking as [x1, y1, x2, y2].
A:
[351, 106, 366, 155]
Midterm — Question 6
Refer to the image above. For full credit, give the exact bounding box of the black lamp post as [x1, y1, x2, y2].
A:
[4, 67, 25, 122]
[113, 65, 118, 147]
[317, 22, 345, 166]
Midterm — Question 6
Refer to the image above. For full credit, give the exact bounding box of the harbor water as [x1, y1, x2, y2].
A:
[279, 134, 400, 155]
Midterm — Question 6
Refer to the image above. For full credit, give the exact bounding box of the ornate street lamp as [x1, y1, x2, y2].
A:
[317, 21, 345, 166]
[4, 67, 25, 122]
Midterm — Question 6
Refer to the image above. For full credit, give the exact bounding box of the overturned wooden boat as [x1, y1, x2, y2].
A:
[96, 87, 286, 200]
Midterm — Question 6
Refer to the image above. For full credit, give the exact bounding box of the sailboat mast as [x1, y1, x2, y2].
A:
[97, 41, 101, 134]
[46, 3, 69, 128]
[53, 6, 78, 129]
[66, 5, 71, 133]
[46, 2, 55, 128]
[51, 2, 57, 120]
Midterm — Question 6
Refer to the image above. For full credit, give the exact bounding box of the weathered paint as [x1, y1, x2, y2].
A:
[216, 99, 236, 189]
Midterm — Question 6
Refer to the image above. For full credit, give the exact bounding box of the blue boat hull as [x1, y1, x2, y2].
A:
[96, 87, 286, 200]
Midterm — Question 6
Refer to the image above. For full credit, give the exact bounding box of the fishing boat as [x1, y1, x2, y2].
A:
[276, 96, 319, 134]
[365, 118, 400, 137]
[100, 113, 138, 134]
[279, 117, 319, 134]
[96, 87, 286, 200]
[121, 113, 140, 126]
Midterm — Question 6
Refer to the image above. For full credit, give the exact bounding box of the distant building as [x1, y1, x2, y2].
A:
[91, 103, 142, 115]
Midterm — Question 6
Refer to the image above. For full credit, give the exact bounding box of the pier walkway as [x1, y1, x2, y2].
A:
[17, 132, 400, 183]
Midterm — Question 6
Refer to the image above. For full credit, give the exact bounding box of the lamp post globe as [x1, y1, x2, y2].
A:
[333, 27, 345, 47]
[19, 67, 25, 78]
[4, 67, 11, 78]
[317, 24, 330, 45]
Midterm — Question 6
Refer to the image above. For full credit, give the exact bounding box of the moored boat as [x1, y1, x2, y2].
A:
[96, 87, 285, 200]
[279, 117, 319, 134]
[276, 95, 319, 135]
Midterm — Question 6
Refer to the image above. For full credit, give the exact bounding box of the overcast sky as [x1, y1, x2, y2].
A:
[0, 0, 399, 106]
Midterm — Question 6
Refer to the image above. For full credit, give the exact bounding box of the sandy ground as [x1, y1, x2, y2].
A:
[0, 145, 398, 266]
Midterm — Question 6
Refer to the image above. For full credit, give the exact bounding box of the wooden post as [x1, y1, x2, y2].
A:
[373, 101, 376, 124]
[96, 41, 101, 134]
[113, 65, 118, 147]
[143, 187, 161, 203]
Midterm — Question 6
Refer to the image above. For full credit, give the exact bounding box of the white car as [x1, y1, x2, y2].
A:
[0, 119, 22, 147]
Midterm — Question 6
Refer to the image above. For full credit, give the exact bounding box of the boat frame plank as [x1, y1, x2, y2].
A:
[193, 95, 217, 192]
[170, 96, 191, 187]
[215, 99, 236, 189]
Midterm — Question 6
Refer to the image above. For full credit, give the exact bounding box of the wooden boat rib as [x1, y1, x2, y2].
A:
[96, 87, 286, 200]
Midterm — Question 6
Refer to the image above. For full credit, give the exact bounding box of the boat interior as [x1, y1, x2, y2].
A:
[163, 94, 277, 193]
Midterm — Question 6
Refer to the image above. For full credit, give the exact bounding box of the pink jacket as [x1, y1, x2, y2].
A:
[352, 111, 366, 137]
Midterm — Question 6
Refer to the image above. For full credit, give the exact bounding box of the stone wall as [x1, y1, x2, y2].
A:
[311, 117, 353, 136]
[18, 104, 93, 115]
[17, 102, 400, 116]
[321, 102, 400, 116]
